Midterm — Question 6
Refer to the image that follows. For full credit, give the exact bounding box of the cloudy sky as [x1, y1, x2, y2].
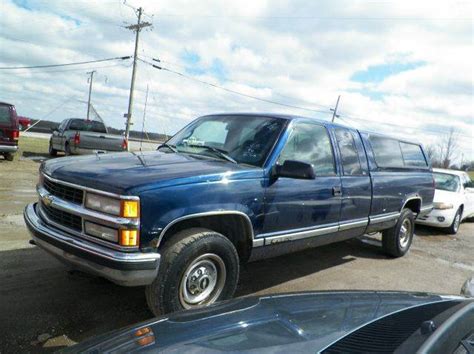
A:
[0, 0, 472, 160]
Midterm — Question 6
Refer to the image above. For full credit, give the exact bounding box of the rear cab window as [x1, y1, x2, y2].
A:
[68, 119, 107, 133]
[368, 135, 428, 169]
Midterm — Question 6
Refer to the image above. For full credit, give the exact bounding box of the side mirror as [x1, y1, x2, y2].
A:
[276, 160, 315, 180]
[51, 127, 58, 133]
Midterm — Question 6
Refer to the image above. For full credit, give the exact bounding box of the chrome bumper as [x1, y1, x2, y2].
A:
[0, 144, 18, 153]
[24, 203, 160, 286]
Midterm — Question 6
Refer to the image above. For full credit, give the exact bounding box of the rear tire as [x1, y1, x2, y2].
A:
[49, 140, 58, 157]
[382, 208, 415, 257]
[4, 153, 14, 161]
[446, 208, 462, 235]
[145, 228, 240, 316]
[64, 142, 71, 156]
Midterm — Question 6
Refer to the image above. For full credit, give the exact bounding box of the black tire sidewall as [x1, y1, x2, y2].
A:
[147, 229, 239, 316]
[383, 209, 415, 257]
[447, 209, 462, 234]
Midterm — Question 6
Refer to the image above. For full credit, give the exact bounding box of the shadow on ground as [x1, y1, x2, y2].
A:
[0, 237, 386, 352]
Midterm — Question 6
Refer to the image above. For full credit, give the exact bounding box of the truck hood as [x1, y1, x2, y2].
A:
[67, 291, 466, 353]
[41, 151, 262, 195]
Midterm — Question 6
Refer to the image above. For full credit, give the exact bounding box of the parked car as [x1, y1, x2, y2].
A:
[24, 113, 435, 316]
[18, 116, 31, 130]
[417, 168, 474, 234]
[49, 118, 127, 156]
[65, 291, 474, 353]
[0, 101, 20, 161]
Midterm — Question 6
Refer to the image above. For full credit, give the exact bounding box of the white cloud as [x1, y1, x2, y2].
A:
[0, 0, 472, 160]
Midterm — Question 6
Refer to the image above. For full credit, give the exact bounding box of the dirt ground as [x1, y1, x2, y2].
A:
[1, 148, 473, 353]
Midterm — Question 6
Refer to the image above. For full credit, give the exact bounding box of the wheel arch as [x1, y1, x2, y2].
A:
[401, 196, 422, 214]
[156, 211, 255, 262]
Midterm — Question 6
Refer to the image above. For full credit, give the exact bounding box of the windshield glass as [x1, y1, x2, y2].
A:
[167, 115, 286, 167]
[69, 119, 107, 133]
[434, 172, 460, 192]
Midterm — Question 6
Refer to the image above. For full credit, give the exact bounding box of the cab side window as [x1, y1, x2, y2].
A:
[278, 122, 336, 176]
[334, 128, 363, 176]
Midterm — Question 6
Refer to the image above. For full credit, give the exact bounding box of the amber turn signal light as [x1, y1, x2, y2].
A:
[121, 200, 139, 218]
[120, 229, 139, 246]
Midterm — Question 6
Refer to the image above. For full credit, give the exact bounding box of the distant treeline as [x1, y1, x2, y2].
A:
[28, 119, 170, 142]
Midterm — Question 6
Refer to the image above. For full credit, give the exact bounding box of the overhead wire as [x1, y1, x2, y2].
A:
[0, 56, 131, 70]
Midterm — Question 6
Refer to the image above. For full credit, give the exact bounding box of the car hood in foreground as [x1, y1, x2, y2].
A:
[65, 291, 468, 353]
[41, 151, 262, 195]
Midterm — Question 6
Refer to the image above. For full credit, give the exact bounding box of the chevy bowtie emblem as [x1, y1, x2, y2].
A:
[42, 194, 53, 207]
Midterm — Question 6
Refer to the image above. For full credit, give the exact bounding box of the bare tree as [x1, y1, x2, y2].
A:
[438, 127, 459, 169]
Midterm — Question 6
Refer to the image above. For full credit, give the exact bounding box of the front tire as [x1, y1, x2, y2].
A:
[382, 208, 415, 257]
[446, 208, 462, 235]
[145, 228, 240, 316]
[49, 140, 58, 157]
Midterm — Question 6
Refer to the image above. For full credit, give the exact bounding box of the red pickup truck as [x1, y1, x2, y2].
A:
[0, 102, 20, 161]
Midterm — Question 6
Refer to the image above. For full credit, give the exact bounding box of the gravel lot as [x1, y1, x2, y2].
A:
[1, 149, 473, 353]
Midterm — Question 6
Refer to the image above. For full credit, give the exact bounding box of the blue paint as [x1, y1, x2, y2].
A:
[40, 113, 434, 247]
[351, 61, 426, 83]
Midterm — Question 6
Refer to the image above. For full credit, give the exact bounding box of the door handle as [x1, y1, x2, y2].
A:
[333, 186, 342, 196]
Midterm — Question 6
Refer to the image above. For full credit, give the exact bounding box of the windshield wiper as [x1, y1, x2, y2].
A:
[188, 144, 238, 164]
[157, 143, 178, 153]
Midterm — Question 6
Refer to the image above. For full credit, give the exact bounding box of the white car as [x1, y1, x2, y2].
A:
[417, 168, 474, 234]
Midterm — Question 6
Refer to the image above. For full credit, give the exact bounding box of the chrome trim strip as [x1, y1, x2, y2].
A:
[43, 172, 139, 200]
[339, 218, 369, 231]
[369, 212, 400, 224]
[263, 223, 339, 245]
[38, 186, 139, 229]
[156, 211, 255, 248]
[252, 238, 264, 247]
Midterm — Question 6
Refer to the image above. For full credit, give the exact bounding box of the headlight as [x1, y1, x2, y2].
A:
[85, 193, 121, 215]
[85, 221, 118, 243]
[85, 193, 140, 218]
[433, 202, 454, 210]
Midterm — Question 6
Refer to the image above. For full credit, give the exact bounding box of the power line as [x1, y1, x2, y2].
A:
[0, 62, 131, 75]
[340, 113, 473, 140]
[139, 58, 330, 115]
[0, 56, 131, 70]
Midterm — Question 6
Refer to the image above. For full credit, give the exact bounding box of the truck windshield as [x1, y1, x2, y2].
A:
[433, 172, 460, 192]
[167, 115, 286, 167]
[69, 119, 107, 133]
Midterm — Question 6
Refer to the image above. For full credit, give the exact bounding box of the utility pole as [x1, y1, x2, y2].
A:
[86, 70, 96, 121]
[331, 95, 341, 122]
[124, 7, 152, 150]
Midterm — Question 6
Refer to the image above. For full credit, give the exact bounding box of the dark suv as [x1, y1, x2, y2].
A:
[0, 102, 20, 161]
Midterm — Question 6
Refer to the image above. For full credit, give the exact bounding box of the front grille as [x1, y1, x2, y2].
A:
[41, 202, 82, 232]
[43, 177, 84, 204]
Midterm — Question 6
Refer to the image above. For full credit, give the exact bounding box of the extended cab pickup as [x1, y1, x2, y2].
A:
[24, 113, 434, 315]
[49, 118, 127, 156]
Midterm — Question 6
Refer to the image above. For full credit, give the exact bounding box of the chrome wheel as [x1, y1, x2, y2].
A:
[399, 218, 412, 248]
[179, 253, 226, 309]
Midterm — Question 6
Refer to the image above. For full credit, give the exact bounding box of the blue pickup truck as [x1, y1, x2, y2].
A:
[24, 113, 434, 315]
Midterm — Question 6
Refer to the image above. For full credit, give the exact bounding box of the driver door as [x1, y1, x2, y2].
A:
[262, 121, 342, 237]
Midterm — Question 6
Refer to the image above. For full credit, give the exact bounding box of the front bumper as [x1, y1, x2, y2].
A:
[24, 203, 160, 286]
[0, 144, 18, 153]
[416, 208, 456, 228]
